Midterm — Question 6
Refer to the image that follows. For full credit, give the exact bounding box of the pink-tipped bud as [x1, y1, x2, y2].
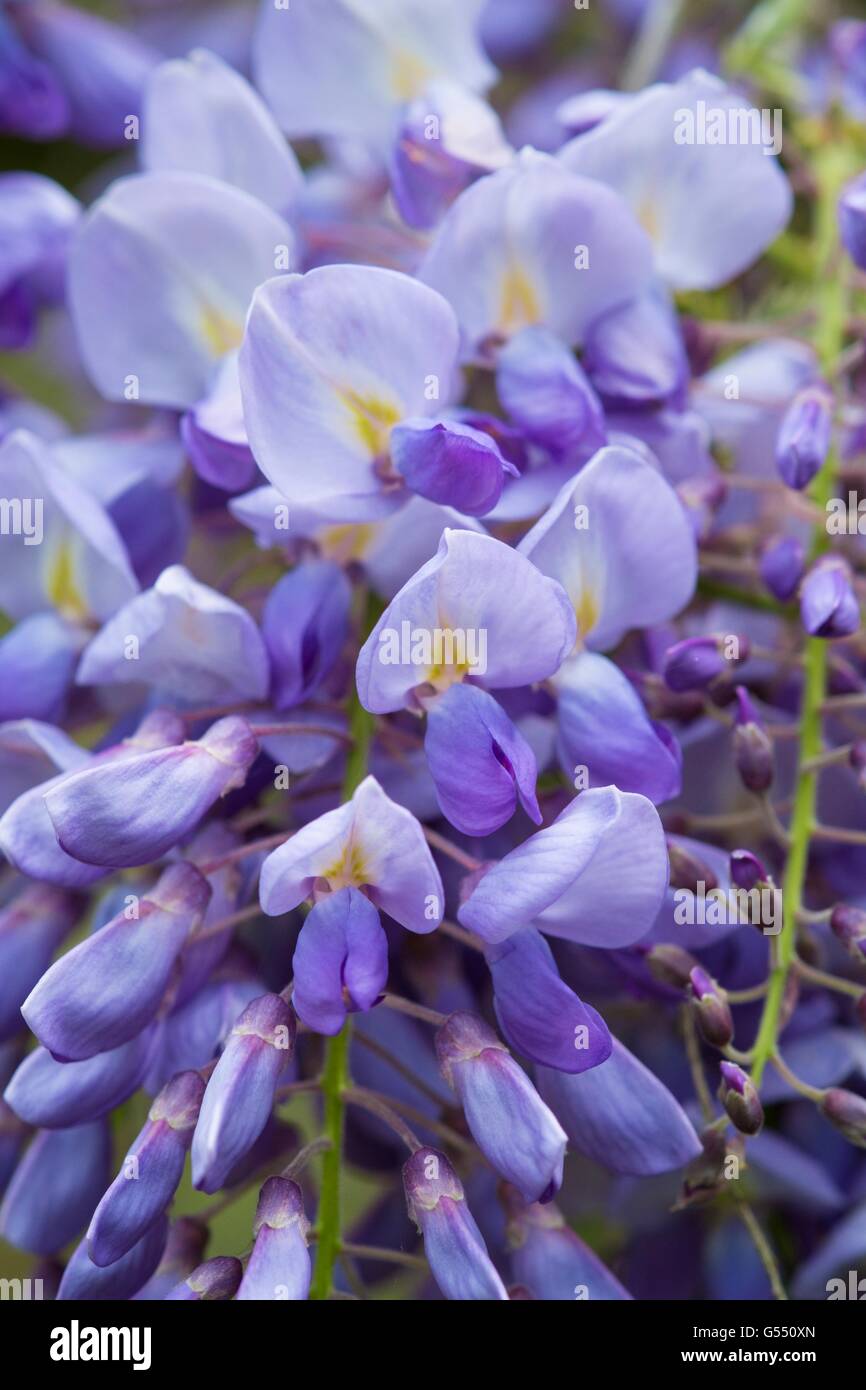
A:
[719, 1061, 763, 1136]
[821, 1088, 866, 1148]
[646, 944, 701, 992]
[733, 687, 773, 794]
[690, 968, 734, 1049]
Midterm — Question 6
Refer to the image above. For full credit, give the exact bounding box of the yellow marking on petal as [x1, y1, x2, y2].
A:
[321, 838, 369, 890]
[575, 586, 598, 641]
[390, 48, 430, 101]
[46, 538, 87, 622]
[199, 302, 244, 357]
[426, 659, 472, 693]
[500, 263, 542, 336]
[343, 390, 402, 459]
[318, 523, 378, 565]
[637, 198, 659, 241]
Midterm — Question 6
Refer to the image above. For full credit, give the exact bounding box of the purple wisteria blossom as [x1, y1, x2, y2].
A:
[0, 0, 864, 1323]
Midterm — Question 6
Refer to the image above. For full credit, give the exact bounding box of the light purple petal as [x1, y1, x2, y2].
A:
[260, 775, 443, 933]
[419, 147, 653, 355]
[0, 429, 138, 622]
[424, 682, 540, 835]
[458, 785, 668, 948]
[391, 417, 513, 517]
[560, 70, 792, 291]
[69, 171, 294, 408]
[536, 1038, 702, 1175]
[77, 564, 270, 704]
[253, 0, 495, 145]
[44, 717, 259, 868]
[239, 264, 460, 519]
[487, 927, 613, 1073]
[356, 528, 577, 712]
[142, 48, 303, 212]
[555, 651, 682, 803]
[496, 325, 606, 460]
[292, 887, 387, 1034]
[519, 445, 697, 650]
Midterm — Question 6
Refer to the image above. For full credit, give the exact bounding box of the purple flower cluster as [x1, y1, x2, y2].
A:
[0, 0, 865, 1306]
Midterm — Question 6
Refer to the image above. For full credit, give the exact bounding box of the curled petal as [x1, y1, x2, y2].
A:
[424, 682, 540, 836]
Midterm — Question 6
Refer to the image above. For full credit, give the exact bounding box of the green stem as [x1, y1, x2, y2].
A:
[621, 0, 686, 92]
[750, 144, 852, 1087]
[309, 595, 376, 1301]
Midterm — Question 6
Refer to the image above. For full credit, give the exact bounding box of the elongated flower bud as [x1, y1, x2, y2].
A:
[236, 1178, 311, 1301]
[0, 1119, 110, 1255]
[821, 1088, 866, 1147]
[690, 968, 733, 1049]
[732, 687, 773, 793]
[435, 1012, 566, 1203]
[775, 385, 833, 491]
[191, 993, 295, 1194]
[57, 1215, 168, 1301]
[0, 883, 79, 1043]
[44, 716, 260, 868]
[839, 171, 866, 272]
[719, 1061, 763, 1136]
[87, 1070, 205, 1267]
[166, 1255, 243, 1302]
[4, 1027, 155, 1129]
[22, 862, 210, 1062]
[403, 1147, 508, 1300]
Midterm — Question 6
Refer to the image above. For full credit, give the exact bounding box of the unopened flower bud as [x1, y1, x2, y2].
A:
[719, 1061, 763, 1136]
[821, 1088, 866, 1147]
[759, 535, 804, 602]
[404, 1147, 507, 1301]
[191, 993, 296, 1194]
[732, 687, 773, 793]
[690, 968, 734, 1049]
[801, 556, 860, 639]
[663, 635, 746, 693]
[646, 944, 701, 992]
[88, 1069, 205, 1267]
[830, 903, 866, 960]
[839, 171, 866, 272]
[435, 1012, 565, 1204]
[166, 1255, 243, 1302]
[775, 386, 833, 491]
[729, 849, 768, 892]
[668, 839, 718, 893]
[236, 1177, 311, 1301]
[849, 741, 866, 791]
[678, 1126, 744, 1207]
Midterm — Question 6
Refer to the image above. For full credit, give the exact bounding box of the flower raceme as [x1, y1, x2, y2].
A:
[1, 0, 864, 1311]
